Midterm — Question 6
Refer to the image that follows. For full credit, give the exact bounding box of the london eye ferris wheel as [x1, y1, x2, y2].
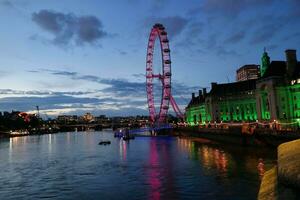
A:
[146, 23, 184, 124]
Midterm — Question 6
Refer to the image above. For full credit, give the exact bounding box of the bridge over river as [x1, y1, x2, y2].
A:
[58, 123, 174, 134]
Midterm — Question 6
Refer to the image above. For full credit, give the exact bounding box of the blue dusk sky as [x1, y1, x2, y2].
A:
[0, 0, 299, 117]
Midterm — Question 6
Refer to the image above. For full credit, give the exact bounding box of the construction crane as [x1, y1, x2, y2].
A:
[36, 105, 40, 119]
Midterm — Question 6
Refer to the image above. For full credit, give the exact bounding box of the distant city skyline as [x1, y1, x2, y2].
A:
[0, 0, 299, 117]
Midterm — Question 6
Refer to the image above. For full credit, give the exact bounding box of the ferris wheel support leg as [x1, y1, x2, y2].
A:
[170, 94, 184, 120]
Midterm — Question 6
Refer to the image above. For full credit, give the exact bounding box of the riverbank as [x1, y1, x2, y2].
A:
[174, 127, 300, 147]
[258, 139, 300, 199]
[0, 129, 59, 138]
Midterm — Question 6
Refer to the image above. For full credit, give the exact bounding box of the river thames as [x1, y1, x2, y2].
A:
[0, 130, 276, 200]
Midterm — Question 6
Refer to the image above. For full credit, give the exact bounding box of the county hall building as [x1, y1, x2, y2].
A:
[185, 49, 300, 128]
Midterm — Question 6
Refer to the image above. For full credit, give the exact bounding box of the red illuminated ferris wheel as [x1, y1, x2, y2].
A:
[146, 23, 184, 124]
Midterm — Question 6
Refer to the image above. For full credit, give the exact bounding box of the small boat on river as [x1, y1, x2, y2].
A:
[98, 140, 111, 145]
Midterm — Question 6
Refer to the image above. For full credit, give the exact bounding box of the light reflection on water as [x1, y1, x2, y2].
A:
[177, 137, 274, 181]
[148, 139, 161, 200]
[0, 131, 276, 200]
[119, 139, 127, 161]
[178, 138, 229, 175]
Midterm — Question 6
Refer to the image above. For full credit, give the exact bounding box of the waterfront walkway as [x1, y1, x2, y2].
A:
[175, 126, 300, 147]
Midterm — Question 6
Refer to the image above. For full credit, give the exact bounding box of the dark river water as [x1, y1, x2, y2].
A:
[0, 130, 277, 200]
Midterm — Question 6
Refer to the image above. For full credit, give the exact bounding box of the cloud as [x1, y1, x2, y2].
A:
[26, 70, 39, 73]
[174, 24, 202, 54]
[150, 0, 169, 10]
[117, 49, 127, 55]
[34, 69, 145, 97]
[41, 68, 198, 97]
[0, 89, 147, 116]
[21, 69, 197, 115]
[0, 66, 200, 117]
[132, 73, 144, 78]
[32, 9, 108, 47]
[0, 0, 13, 7]
[288, 0, 300, 16]
[187, 22, 204, 38]
[0, 89, 93, 97]
[216, 47, 239, 57]
[265, 44, 278, 50]
[51, 70, 77, 76]
[177, 0, 300, 59]
[0, 90, 98, 110]
[101, 78, 146, 96]
[0, 70, 8, 78]
[282, 32, 300, 41]
[201, 0, 274, 17]
[0, 95, 110, 116]
[224, 30, 246, 44]
[144, 16, 189, 39]
[250, 19, 284, 44]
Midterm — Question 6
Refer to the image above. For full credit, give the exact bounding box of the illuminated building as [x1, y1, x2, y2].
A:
[186, 49, 300, 128]
[236, 64, 260, 82]
[186, 89, 212, 125]
[82, 112, 95, 122]
[57, 115, 78, 122]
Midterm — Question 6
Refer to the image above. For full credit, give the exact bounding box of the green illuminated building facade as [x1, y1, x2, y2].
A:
[185, 90, 212, 125]
[186, 49, 300, 128]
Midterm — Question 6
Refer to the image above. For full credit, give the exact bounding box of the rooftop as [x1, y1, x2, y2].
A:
[262, 61, 300, 79]
[236, 64, 259, 73]
[209, 79, 257, 96]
